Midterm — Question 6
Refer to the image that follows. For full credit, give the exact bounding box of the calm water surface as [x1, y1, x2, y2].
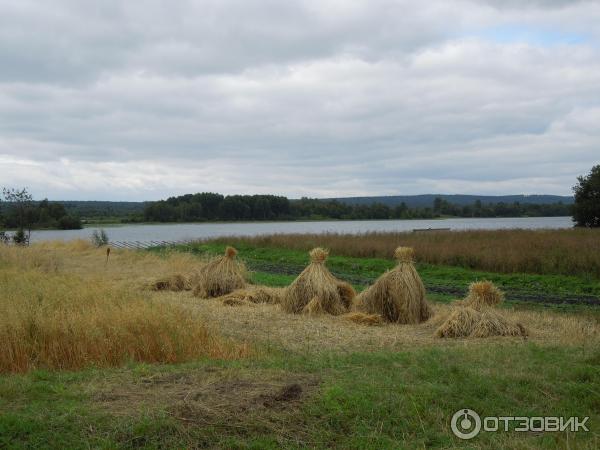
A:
[29, 216, 574, 243]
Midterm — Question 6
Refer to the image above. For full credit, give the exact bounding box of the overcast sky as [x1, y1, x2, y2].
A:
[0, 0, 598, 201]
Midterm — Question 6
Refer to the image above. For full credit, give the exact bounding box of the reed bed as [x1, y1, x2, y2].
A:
[207, 228, 600, 277]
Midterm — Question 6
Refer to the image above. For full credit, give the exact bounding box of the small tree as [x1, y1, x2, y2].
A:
[572, 165, 600, 227]
[1, 192, 11, 243]
[2, 187, 33, 244]
[91, 229, 109, 247]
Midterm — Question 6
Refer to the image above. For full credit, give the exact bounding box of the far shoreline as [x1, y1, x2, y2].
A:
[80, 215, 574, 228]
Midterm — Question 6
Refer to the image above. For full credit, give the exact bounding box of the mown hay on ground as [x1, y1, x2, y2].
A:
[151, 274, 188, 292]
[343, 312, 384, 326]
[435, 306, 527, 338]
[193, 247, 247, 298]
[353, 247, 432, 324]
[222, 297, 256, 307]
[218, 286, 283, 306]
[281, 248, 355, 315]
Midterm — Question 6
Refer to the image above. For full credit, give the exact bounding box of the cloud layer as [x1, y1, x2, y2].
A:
[1, 0, 599, 200]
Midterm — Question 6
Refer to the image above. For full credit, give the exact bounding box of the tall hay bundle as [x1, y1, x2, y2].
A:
[193, 247, 247, 298]
[435, 306, 527, 338]
[186, 270, 203, 290]
[281, 248, 354, 315]
[462, 280, 504, 310]
[354, 247, 432, 324]
[336, 281, 357, 310]
[302, 297, 328, 315]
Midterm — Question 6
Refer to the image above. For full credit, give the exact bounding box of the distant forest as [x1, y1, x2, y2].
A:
[0, 199, 82, 230]
[142, 193, 572, 222]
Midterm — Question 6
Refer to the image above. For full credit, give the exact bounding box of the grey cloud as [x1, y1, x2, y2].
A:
[0, 0, 599, 200]
[478, 0, 590, 10]
[0, 1, 476, 84]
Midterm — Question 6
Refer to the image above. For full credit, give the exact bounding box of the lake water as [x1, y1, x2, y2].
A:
[29, 216, 574, 243]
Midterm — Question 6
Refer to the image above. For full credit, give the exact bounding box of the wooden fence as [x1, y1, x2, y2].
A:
[109, 240, 197, 249]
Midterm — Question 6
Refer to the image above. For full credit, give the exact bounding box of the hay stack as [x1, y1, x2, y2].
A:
[353, 247, 432, 324]
[436, 280, 526, 338]
[281, 248, 355, 315]
[459, 281, 504, 310]
[471, 309, 527, 338]
[434, 306, 482, 338]
[193, 247, 247, 298]
[435, 306, 526, 338]
[186, 270, 203, 290]
[151, 274, 187, 292]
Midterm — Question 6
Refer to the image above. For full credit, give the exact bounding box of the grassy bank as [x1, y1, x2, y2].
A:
[205, 228, 600, 278]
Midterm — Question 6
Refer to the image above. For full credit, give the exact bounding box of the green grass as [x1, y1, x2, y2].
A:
[160, 242, 600, 306]
[1, 345, 599, 449]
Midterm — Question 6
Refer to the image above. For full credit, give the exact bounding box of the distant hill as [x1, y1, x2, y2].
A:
[323, 194, 574, 208]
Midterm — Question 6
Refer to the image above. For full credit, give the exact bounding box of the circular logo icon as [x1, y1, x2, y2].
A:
[451, 409, 481, 440]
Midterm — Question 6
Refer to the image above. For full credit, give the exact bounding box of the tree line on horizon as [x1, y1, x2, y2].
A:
[1, 188, 82, 244]
[1, 163, 597, 246]
[141, 192, 572, 223]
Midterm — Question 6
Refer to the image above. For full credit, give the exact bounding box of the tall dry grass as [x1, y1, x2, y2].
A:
[0, 241, 66, 273]
[4, 239, 207, 290]
[209, 228, 600, 277]
[0, 244, 249, 374]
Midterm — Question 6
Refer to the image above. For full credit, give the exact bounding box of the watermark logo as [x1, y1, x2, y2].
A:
[451, 409, 589, 440]
[451, 409, 481, 440]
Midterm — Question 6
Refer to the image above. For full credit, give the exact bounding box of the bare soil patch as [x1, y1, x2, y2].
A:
[93, 366, 319, 430]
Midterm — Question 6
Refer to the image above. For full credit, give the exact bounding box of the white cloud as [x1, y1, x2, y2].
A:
[0, 0, 598, 199]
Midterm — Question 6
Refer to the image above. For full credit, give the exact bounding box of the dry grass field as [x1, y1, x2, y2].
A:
[0, 242, 249, 373]
[1, 240, 599, 449]
[2, 241, 597, 365]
